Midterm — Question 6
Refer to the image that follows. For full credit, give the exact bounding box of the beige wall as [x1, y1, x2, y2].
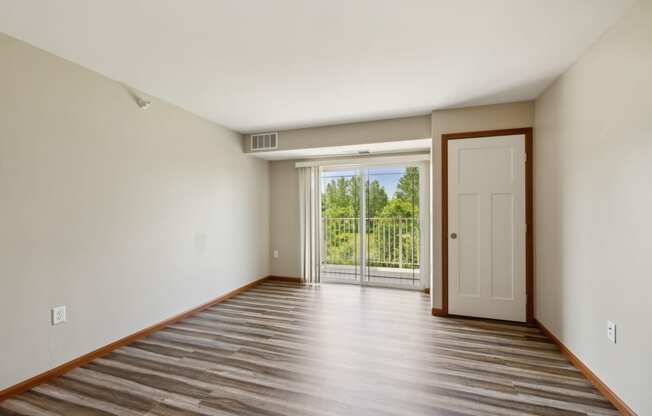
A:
[0, 33, 270, 390]
[244, 114, 431, 153]
[430, 102, 534, 308]
[269, 160, 301, 277]
[534, 1, 651, 413]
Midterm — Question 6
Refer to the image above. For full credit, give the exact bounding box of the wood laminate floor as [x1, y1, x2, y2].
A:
[0, 281, 618, 416]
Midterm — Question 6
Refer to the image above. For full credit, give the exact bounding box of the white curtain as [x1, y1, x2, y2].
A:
[298, 166, 320, 283]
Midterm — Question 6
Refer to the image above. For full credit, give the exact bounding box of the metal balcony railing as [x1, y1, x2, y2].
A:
[321, 217, 420, 270]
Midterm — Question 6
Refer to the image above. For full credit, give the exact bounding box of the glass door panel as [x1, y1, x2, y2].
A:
[320, 168, 361, 283]
[364, 166, 421, 288]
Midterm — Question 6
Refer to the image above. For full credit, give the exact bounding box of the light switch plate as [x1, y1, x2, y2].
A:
[52, 305, 66, 325]
[607, 320, 616, 344]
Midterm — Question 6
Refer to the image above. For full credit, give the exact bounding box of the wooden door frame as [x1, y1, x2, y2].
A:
[439, 127, 534, 323]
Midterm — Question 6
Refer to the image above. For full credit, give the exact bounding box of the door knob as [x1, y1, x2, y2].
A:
[450, 233, 457, 239]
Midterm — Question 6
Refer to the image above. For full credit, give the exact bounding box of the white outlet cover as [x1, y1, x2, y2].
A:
[273, 250, 279, 258]
[607, 320, 616, 344]
[52, 305, 66, 325]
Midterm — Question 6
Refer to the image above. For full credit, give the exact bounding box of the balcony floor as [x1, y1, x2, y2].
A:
[320, 263, 422, 288]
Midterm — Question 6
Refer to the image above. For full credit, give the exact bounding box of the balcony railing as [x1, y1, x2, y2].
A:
[321, 217, 420, 270]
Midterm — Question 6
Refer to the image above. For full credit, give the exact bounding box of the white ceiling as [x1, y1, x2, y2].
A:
[1, 0, 635, 133]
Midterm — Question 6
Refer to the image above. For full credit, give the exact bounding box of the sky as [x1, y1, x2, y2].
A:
[321, 167, 406, 198]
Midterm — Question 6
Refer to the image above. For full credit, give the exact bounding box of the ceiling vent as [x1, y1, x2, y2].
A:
[250, 132, 278, 151]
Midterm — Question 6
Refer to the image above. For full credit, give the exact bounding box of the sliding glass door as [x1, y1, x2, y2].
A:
[319, 161, 429, 289]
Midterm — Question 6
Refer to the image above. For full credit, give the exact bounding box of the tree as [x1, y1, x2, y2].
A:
[379, 198, 417, 218]
[376, 167, 419, 219]
[366, 179, 388, 218]
[394, 167, 419, 208]
[321, 169, 419, 219]
[322, 176, 389, 218]
[322, 176, 360, 218]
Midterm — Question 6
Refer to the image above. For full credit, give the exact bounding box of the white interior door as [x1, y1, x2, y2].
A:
[447, 135, 526, 322]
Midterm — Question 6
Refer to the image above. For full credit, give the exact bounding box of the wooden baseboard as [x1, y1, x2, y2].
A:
[266, 275, 302, 283]
[0, 275, 272, 402]
[534, 319, 637, 416]
[431, 307, 447, 316]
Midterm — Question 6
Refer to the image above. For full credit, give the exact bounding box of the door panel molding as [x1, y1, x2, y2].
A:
[441, 128, 533, 322]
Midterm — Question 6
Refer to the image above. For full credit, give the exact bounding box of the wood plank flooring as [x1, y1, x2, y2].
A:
[0, 281, 618, 416]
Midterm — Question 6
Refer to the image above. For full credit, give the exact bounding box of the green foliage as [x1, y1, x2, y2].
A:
[366, 179, 388, 218]
[321, 167, 421, 269]
[324, 205, 354, 219]
[379, 198, 417, 218]
[323, 229, 357, 265]
[395, 166, 419, 206]
[322, 176, 360, 218]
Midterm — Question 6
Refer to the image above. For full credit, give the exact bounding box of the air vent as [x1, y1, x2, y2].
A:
[250, 132, 278, 151]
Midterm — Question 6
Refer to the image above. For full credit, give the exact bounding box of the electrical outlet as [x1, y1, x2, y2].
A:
[52, 306, 66, 325]
[606, 320, 616, 344]
[273, 249, 279, 259]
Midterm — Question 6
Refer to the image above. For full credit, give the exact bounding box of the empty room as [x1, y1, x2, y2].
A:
[1, 1, 650, 415]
